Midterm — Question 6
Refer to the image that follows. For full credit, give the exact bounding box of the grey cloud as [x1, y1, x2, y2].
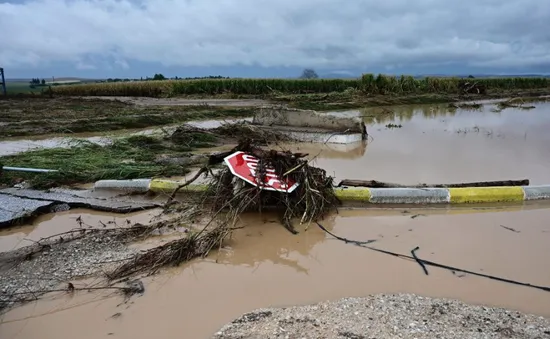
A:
[0, 0, 549, 72]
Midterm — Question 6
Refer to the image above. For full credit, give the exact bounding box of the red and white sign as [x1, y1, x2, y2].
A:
[223, 151, 299, 193]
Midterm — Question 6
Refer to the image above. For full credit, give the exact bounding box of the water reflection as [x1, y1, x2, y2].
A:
[304, 101, 550, 185]
[353, 99, 549, 125]
[213, 212, 338, 275]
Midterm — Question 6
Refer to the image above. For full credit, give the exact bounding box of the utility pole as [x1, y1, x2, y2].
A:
[0, 67, 6, 95]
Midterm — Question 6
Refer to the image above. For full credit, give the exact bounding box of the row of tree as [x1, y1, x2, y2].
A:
[101, 70, 319, 83]
[30, 78, 46, 85]
[101, 74, 232, 83]
[36, 69, 319, 86]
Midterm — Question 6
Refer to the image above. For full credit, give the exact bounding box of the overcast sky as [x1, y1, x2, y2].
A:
[1, 0, 549, 78]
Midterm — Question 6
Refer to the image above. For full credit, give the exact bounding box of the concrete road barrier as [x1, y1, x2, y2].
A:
[253, 106, 366, 136]
[93, 179, 550, 204]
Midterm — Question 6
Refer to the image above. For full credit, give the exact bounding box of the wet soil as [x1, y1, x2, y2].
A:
[0, 117, 251, 156]
[1, 205, 550, 338]
[0, 97, 257, 139]
[280, 88, 550, 111]
[81, 97, 269, 107]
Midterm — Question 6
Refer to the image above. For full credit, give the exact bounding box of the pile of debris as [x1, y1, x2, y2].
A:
[494, 98, 537, 112]
[108, 137, 340, 281]
[458, 80, 487, 95]
[0, 124, 342, 310]
[170, 121, 295, 147]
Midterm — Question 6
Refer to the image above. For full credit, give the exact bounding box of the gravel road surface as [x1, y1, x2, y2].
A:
[214, 294, 550, 339]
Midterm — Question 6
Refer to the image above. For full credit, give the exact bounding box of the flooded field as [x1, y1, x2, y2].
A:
[2, 101, 549, 183]
[305, 101, 550, 185]
[1, 204, 550, 338]
[1, 99, 550, 338]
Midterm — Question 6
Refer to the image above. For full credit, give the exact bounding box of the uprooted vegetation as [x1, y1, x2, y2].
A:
[170, 121, 294, 146]
[446, 96, 549, 113]
[112, 138, 338, 279]
[492, 97, 546, 112]
[448, 102, 483, 110]
[0, 135, 340, 312]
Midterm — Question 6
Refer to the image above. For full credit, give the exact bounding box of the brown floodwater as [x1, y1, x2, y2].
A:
[0, 208, 163, 252]
[1, 204, 550, 339]
[298, 101, 550, 185]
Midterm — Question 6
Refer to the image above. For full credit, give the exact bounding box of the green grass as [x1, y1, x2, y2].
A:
[3, 82, 44, 94]
[0, 135, 205, 188]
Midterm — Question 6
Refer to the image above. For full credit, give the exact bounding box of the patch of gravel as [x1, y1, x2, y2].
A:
[213, 294, 550, 339]
[0, 234, 137, 312]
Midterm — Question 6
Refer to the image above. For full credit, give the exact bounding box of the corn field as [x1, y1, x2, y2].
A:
[49, 74, 550, 97]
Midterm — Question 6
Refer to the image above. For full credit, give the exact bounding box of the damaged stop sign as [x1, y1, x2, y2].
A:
[223, 151, 299, 193]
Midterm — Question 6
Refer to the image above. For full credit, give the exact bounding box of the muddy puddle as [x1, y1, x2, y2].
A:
[0, 208, 162, 253]
[1, 204, 550, 338]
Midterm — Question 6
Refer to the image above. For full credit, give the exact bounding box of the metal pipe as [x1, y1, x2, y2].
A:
[2, 166, 59, 173]
[0, 67, 6, 95]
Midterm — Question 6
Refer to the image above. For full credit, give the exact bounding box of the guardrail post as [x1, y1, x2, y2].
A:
[0, 67, 6, 95]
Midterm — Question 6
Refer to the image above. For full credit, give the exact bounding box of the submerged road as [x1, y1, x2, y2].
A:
[0, 188, 160, 227]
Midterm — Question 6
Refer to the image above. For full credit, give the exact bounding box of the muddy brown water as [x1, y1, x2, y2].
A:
[0, 208, 163, 252]
[1, 204, 550, 339]
[303, 101, 550, 185]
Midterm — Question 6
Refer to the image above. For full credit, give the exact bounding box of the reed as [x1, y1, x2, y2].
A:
[48, 74, 550, 97]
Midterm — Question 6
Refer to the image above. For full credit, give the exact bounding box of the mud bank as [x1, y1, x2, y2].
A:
[78, 97, 269, 107]
[0, 97, 258, 139]
[1, 205, 550, 338]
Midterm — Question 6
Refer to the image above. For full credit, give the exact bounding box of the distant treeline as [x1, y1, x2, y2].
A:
[99, 74, 230, 83]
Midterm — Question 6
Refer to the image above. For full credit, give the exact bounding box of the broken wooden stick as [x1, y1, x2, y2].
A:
[337, 179, 529, 188]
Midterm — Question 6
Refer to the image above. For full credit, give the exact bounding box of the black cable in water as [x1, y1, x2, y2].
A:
[411, 246, 429, 275]
[315, 222, 550, 293]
